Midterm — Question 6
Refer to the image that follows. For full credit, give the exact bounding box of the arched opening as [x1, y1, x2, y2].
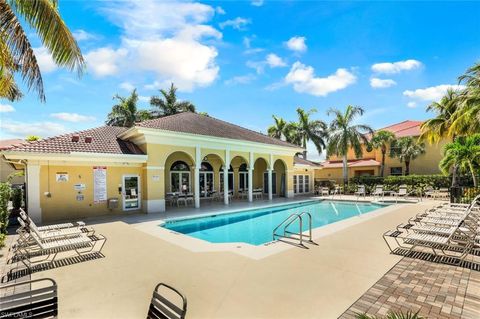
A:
[273, 159, 287, 197]
[231, 156, 249, 198]
[170, 160, 191, 193]
[219, 165, 234, 193]
[199, 161, 214, 197]
[253, 157, 268, 197]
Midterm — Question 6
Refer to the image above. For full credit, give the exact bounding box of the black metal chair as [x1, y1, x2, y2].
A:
[0, 278, 58, 318]
[147, 283, 187, 319]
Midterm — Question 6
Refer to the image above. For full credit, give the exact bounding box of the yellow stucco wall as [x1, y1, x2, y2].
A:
[0, 158, 24, 184]
[40, 164, 143, 222]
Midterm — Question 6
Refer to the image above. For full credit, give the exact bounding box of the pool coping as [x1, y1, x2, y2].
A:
[133, 199, 412, 260]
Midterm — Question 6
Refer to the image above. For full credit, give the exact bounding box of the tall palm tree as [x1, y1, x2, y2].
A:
[267, 115, 287, 139]
[390, 136, 426, 175]
[439, 134, 480, 187]
[327, 105, 373, 184]
[150, 83, 196, 117]
[106, 89, 152, 127]
[370, 130, 396, 177]
[296, 108, 327, 157]
[284, 121, 302, 146]
[0, 0, 85, 101]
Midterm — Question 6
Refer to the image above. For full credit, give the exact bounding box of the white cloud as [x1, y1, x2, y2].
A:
[85, 48, 127, 77]
[251, 0, 264, 6]
[87, 0, 221, 91]
[266, 53, 287, 68]
[224, 74, 256, 86]
[403, 84, 466, 101]
[119, 82, 135, 91]
[285, 62, 356, 96]
[215, 6, 225, 15]
[371, 59, 422, 74]
[0, 104, 15, 113]
[285, 36, 307, 53]
[50, 113, 96, 122]
[0, 120, 67, 138]
[72, 29, 97, 41]
[138, 96, 151, 103]
[370, 78, 397, 89]
[219, 17, 251, 30]
[33, 47, 57, 73]
[407, 102, 417, 108]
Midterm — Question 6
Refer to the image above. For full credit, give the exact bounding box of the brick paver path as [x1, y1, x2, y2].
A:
[340, 257, 480, 318]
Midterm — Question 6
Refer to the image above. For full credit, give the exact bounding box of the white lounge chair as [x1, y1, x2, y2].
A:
[392, 185, 416, 202]
[354, 185, 366, 199]
[19, 209, 85, 230]
[320, 187, 329, 196]
[372, 185, 385, 198]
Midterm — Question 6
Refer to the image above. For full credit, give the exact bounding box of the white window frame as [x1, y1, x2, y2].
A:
[293, 174, 310, 194]
[238, 171, 249, 191]
[122, 174, 141, 211]
[170, 171, 191, 193]
[199, 171, 215, 197]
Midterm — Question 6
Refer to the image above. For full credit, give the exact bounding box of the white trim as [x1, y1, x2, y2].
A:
[143, 166, 165, 170]
[143, 199, 165, 213]
[3, 152, 148, 163]
[122, 174, 141, 211]
[26, 163, 42, 223]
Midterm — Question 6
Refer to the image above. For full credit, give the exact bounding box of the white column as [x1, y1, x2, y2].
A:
[224, 150, 230, 205]
[268, 154, 273, 200]
[27, 163, 42, 223]
[248, 152, 254, 202]
[194, 146, 201, 208]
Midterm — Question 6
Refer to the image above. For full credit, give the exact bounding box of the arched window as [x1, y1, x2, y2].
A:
[200, 162, 213, 171]
[239, 163, 248, 171]
[170, 161, 190, 171]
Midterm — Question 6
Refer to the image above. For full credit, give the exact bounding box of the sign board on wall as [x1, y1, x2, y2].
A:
[56, 173, 69, 182]
[93, 166, 107, 203]
[74, 183, 86, 191]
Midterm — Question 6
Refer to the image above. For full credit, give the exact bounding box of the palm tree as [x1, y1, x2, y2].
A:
[1, 0, 85, 101]
[106, 89, 152, 127]
[327, 105, 373, 184]
[150, 83, 196, 117]
[296, 108, 328, 158]
[267, 115, 287, 139]
[284, 121, 302, 146]
[390, 137, 426, 175]
[439, 134, 480, 187]
[370, 130, 396, 177]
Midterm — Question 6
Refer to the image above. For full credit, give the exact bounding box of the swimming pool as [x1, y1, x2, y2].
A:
[162, 200, 389, 245]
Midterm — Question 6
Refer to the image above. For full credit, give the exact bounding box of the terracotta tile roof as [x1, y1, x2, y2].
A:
[0, 139, 24, 150]
[320, 159, 380, 168]
[4, 126, 144, 155]
[379, 120, 423, 137]
[294, 156, 321, 167]
[137, 112, 300, 148]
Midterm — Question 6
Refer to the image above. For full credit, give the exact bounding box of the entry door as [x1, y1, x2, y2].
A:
[199, 172, 214, 197]
[123, 175, 141, 211]
[239, 172, 249, 191]
[171, 172, 191, 193]
[263, 172, 277, 194]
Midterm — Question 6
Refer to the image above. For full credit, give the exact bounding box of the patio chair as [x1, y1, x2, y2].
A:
[435, 188, 450, 200]
[392, 185, 417, 202]
[0, 278, 58, 319]
[147, 283, 187, 319]
[19, 212, 91, 240]
[354, 185, 366, 199]
[372, 185, 385, 198]
[320, 187, 329, 196]
[19, 209, 85, 230]
[424, 186, 436, 199]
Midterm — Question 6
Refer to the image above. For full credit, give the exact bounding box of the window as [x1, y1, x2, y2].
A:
[170, 161, 190, 193]
[293, 175, 298, 194]
[238, 163, 249, 191]
[263, 171, 277, 194]
[390, 167, 403, 176]
[220, 165, 234, 192]
[170, 161, 190, 171]
[293, 174, 310, 194]
[199, 162, 214, 197]
[298, 175, 304, 193]
[305, 175, 310, 193]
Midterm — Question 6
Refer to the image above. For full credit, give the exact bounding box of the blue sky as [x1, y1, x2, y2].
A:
[1, 0, 479, 160]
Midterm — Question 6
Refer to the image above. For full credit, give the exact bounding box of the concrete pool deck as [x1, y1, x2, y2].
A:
[21, 199, 446, 318]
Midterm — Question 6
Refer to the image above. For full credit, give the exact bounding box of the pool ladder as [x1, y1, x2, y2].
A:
[272, 212, 316, 248]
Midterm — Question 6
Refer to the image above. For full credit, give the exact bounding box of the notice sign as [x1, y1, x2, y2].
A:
[93, 166, 107, 203]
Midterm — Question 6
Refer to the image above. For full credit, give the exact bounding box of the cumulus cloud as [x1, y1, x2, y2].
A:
[266, 53, 287, 68]
[285, 36, 307, 53]
[85, 0, 221, 91]
[285, 62, 356, 96]
[72, 29, 97, 41]
[370, 78, 396, 89]
[224, 74, 256, 86]
[219, 17, 251, 30]
[251, 0, 264, 6]
[0, 104, 15, 113]
[215, 6, 225, 15]
[119, 82, 135, 91]
[33, 47, 57, 73]
[403, 84, 466, 101]
[371, 59, 422, 74]
[85, 48, 127, 77]
[0, 120, 67, 138]
[50, 113, 96, 122]
[407, 102, 417, 108]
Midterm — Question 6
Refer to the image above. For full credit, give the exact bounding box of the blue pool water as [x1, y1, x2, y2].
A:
[162, 200, 388, 245]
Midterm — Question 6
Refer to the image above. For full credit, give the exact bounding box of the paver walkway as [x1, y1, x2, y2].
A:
[340, 257, 480, 319]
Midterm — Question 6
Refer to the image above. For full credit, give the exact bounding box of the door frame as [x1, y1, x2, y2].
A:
[122, 174, 141, 211]
[170, 171, 192, 193]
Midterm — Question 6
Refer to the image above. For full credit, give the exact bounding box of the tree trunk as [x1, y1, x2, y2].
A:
[451, 164, 459, 187]
[302, 150, 307, 159]
[380, 150, 386, 177]
[469, 162, 478, 187]
[343, 155, 348, 185]
[405, 161, 410, 176]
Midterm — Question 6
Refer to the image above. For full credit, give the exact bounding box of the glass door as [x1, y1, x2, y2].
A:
[123, 175, 140, 211]
[263, 172, 277, 194]
[239, 172, 249, 192]
[171, 172, 191, 193]
[200, 172, 214, 197]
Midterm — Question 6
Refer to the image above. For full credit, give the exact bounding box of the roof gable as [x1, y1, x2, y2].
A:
[379, 120, 423, 137]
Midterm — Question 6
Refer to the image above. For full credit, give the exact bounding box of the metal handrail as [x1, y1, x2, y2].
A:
[273, 212, 316, 247]
[272, 213, 300, 239]
[298, 212, 313, 243]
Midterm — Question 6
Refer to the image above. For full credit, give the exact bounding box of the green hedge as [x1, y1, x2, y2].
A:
[347, 175, 451, 194]
[0, 182, 12, 248]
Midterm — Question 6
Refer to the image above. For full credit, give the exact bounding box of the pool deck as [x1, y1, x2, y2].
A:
[4, 197, 478, 318]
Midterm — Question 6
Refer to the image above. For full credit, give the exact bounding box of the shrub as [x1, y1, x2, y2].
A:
[348, 175, 451, 194]
[0, 182, 12, 248]
[12, 187, 23, 210]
